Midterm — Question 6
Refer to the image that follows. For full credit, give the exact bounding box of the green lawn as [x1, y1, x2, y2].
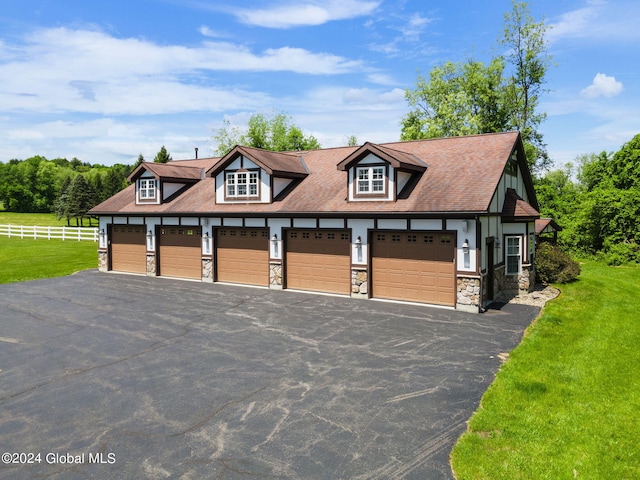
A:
[0, 236, 98, 284]
[451, 262, 640, 479]
[0, 211, 97, 227]
[0, 212, 67, 226]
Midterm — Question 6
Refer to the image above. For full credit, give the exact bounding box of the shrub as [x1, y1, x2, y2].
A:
[599, 240, 640, 266]
[536, 242, 581, 284]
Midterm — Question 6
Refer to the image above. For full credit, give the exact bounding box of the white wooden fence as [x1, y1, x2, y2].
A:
[0, 224, 99, 242]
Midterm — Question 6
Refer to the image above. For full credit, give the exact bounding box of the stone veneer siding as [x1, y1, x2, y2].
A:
[494, 264, 534, 298]
[456, 276, 481, 313]
[351, 269, 368, 298]
[269, 262, 283, 289]
[202, 258, 213, 282]
[146, 253, 156, 276]
[98, 250, 108, 272]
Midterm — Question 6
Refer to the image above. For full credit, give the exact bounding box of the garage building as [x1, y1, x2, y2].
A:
[91, 132, 541, 313]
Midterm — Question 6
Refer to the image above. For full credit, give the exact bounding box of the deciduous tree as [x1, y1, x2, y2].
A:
[212, 112, 320, 155]
[402, 1, 551, 173]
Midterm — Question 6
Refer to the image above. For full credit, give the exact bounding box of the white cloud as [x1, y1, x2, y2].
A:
[0, 27, 364, 116]
[547, 4, 599, 42]
[231, 0, 380, 29]
[367, 9, 435, 59]
[548, 1, 640, 43]
[366, 73, 398, 86]
[580, 73, 623, 98]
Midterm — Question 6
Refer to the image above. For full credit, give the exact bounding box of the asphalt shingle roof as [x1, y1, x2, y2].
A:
[92, 131, 530, 216]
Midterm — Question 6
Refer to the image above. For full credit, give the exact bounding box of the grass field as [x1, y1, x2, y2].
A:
[0, 211, 97, 227]
[0, 236, 97, 284]
[0, 212, 68, 226]
[450, 262, 640, 479]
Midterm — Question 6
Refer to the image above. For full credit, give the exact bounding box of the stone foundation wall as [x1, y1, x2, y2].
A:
[202, 258, 213, 282]
[270, 262, 283, 289]
[494, 264, 534, 299]
[146, 253, 156, 276]
[98, 250, 108, 272]
[351, 269, 368, 298]
[456, 276, 481, 313]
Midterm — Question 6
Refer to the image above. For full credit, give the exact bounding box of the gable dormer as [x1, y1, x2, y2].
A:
[208, 146, 309, 204]
[336, 142, 427, 202]
[128, 162, 203, 205]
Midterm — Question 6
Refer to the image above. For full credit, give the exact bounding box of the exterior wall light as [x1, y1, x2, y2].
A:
[271, 234, 279, 258]
[355, 236, 363, 263]
[462, 239, 470, 269]
[203, 231, 211, 255]
[146, 230, 154, 251]
[99, 228, 106, 249]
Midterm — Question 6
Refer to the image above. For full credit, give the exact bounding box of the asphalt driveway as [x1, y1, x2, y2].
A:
[0, 270, 539, 479]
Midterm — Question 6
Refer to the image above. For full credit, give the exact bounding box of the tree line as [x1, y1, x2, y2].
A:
[0, 146, 174, 225]
[536, 134, 640, 265]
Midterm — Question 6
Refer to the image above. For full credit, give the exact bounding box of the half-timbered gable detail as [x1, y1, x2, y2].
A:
[208, 146, 309, 204]
[336, 142, 427, 202]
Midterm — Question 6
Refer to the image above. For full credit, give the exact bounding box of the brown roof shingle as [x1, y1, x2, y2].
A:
[92, 131, 529, 216]
[502, 188, 540, 220]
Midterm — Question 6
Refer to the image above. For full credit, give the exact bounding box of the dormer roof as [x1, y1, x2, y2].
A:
[502, 188, 540, 221]
[207, 145, 309, 178]
[128, 162, 203, 183]
[336, 142, 427, 172]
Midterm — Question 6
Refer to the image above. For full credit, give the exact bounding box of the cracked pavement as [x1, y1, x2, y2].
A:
[0, 270, 539, 479]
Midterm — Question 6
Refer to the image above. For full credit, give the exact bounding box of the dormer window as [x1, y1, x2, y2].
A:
[357, 166, 386, 195]
[226, 170, 259, 199]
[138, 178, 158, 202]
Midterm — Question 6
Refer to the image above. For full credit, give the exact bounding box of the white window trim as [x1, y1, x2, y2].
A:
[355, 165, 386, 195]
[225, 171, 259, 199]
[505, 235, 522, 275]
[138, 178, 158, 201]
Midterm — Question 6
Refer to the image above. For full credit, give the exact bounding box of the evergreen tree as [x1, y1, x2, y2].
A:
[153, 146, 172, 163]
[54, 176, 73, 225]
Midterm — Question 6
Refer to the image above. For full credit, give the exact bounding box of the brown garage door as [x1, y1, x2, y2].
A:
[286, 229, 351, 295]
[158, 226, 202, 279]
[371, 232, 455, 306]
[217, 228, 269, 286]
[111, 225, 147, 274]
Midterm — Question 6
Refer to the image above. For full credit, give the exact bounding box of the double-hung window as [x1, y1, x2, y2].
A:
[506, 236, 521, 275]
[139, 179, 157, 200]
[356, 166, 385, 195]
[226, 171, 259, 198]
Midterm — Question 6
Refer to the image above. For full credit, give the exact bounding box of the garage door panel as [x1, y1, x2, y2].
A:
[372, 232, 455, 306]
[286, 230, 350, 295]
[217, 228, 269, 286]
[111, 225, 147, 274]
[159, 227, 202, 279]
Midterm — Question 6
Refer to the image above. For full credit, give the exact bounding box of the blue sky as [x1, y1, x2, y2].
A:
[1, 0, 638, 167]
